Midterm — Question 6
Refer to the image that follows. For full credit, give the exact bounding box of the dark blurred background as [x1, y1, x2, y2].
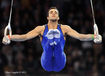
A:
[0, 0, 105, 76]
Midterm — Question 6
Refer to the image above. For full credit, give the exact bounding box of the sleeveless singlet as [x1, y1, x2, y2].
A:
[41, 24, 66, 72]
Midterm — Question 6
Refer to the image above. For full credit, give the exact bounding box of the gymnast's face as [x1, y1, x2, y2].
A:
[47, 9, 59, 21]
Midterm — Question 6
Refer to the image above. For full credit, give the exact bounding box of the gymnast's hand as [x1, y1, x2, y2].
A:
[93, 24, 102, 43]
[2, 35, 11, 45]
[94, 34, 102, 43]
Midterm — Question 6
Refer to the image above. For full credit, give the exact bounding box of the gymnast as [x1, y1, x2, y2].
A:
[2, 7, 102, 72]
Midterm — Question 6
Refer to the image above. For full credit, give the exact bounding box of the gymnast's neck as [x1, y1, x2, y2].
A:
[48, 20, 58, 29]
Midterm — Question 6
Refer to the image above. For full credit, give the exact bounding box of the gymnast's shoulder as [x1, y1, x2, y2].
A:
[32, 25, 45, 33]
[60, 24, 72, 30]
[35, 25, 45, 29]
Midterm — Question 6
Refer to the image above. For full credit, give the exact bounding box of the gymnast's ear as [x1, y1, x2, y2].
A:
[57, 17, 59, 20]
[47, 17, 49, 20]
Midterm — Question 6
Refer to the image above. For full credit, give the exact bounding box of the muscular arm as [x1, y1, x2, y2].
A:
[10, 26, 44, 41]
[63, 25, 94, 41]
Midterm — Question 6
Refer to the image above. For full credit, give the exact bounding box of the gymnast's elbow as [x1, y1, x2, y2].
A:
[73, 34, 83, 41]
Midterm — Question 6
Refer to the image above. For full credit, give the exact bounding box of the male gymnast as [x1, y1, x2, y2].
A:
[2, 7, 102, 72]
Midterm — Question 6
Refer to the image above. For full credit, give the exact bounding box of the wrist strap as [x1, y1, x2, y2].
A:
[8, 35, 11, 40]
[92, 34, 94, 40]
[92, 34, 97, 40]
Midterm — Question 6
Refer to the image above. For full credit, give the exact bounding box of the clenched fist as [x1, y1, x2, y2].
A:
[2, 36, 11, 45]
[94, 35, 102, 43]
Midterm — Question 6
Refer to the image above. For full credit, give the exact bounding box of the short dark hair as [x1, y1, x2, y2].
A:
[48, 7, 59, 16]
[48, 7, 58, 11]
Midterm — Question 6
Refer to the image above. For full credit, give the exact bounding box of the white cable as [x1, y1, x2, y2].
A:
[4, 0, 13, 36]
[90, 0, 99, 35]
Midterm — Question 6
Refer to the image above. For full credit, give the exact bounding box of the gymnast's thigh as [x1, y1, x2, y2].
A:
[53, 53, 66, 72]
[41, 52, 53, 71]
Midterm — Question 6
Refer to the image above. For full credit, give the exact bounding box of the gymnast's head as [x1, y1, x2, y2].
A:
[47, 7, 59, 22]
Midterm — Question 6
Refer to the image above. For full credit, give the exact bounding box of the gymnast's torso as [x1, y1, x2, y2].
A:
[40, 24, 66, 72]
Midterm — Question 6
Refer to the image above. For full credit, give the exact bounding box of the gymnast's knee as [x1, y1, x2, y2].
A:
[53, 67, 64, 72]
[42, 66, 64, 72]
[42, 66, 53, 72]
